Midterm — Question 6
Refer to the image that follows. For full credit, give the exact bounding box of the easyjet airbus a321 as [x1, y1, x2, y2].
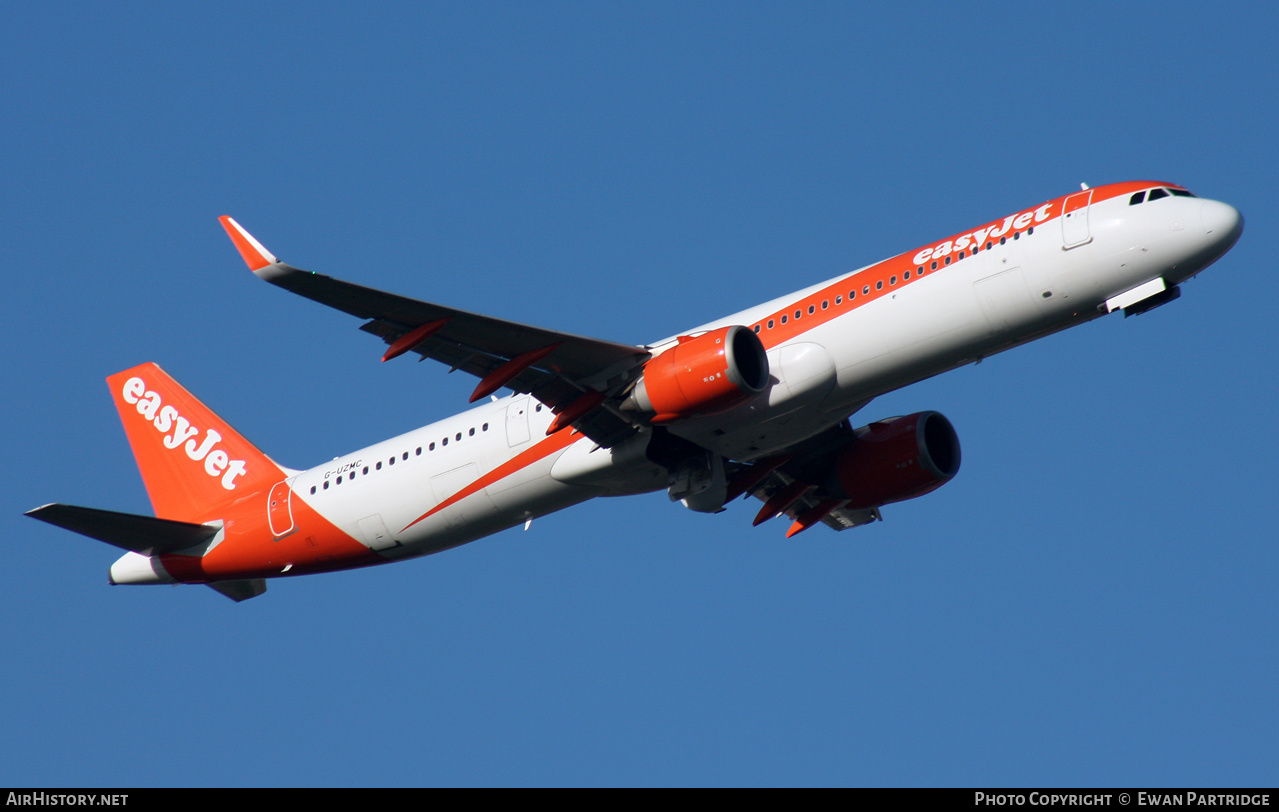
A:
[28, 181, 1243, 601]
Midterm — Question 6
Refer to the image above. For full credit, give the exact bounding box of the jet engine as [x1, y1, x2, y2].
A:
[830, 411, 961, 508]
[624, 326, 769, 423]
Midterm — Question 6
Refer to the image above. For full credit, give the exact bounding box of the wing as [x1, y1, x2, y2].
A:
[725, 417, 880, 538]
[220, 217, 650, 447]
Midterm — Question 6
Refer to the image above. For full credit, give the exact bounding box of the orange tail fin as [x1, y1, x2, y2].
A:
[107, 363, 284, 522]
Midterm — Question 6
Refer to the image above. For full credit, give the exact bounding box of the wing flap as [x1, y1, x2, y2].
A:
[819, 505, 880, 531]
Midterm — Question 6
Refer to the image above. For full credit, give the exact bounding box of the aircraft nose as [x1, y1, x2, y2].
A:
[1200, 199, 1244, 251]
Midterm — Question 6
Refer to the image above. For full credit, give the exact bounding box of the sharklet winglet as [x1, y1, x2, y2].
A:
[219, 216, 279, 272]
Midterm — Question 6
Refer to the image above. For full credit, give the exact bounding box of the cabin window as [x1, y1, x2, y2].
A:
[781, 315, 787, 324]
[794, 310, 801, 320]
[310, 486, 316, 495]
[469, 428, 475, 436]
[931, 261, 938, 270]
[323, 481, 329, 490]
[442, 437, 448, 446]
[483, 423, 489, 431]
[416, 447, 421, 456]
[376, 461, 382, 470]
[876, 280, 883, 290]
[889, 275, 897, 285]
[821, 300, 828, 310]
[429, 442, 435, 451]
[835, 295, 842, 304]
[863, 285, 870, 295]
[363, 467, 368, 475]
[904, 270, 911, 280]
[808, 305, 815, 315]
[753, 325, 761, 333]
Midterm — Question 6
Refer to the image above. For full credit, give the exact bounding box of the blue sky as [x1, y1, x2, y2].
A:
[3, 1, 1276, 787]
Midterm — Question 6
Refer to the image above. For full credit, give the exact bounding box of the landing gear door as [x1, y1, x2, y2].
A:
[1062, 189, 1093, 249]
[267, 477, 297, 539]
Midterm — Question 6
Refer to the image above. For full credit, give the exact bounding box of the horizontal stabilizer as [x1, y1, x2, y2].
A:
[207, 579, 268, 602]
[26, 503, 219, 556]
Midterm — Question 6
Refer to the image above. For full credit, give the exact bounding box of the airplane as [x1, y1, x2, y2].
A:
[27, 181, 1243, 601]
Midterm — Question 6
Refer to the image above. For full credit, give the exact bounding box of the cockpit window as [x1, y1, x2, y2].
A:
[1131, 187, 1195, 206]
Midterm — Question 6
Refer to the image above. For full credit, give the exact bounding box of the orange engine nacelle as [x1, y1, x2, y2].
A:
[626, 326, 769, 423]
[832, 411, 961, 508]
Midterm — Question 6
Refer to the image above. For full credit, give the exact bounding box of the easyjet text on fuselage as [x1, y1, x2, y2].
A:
[911, 203, 1055, 266]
